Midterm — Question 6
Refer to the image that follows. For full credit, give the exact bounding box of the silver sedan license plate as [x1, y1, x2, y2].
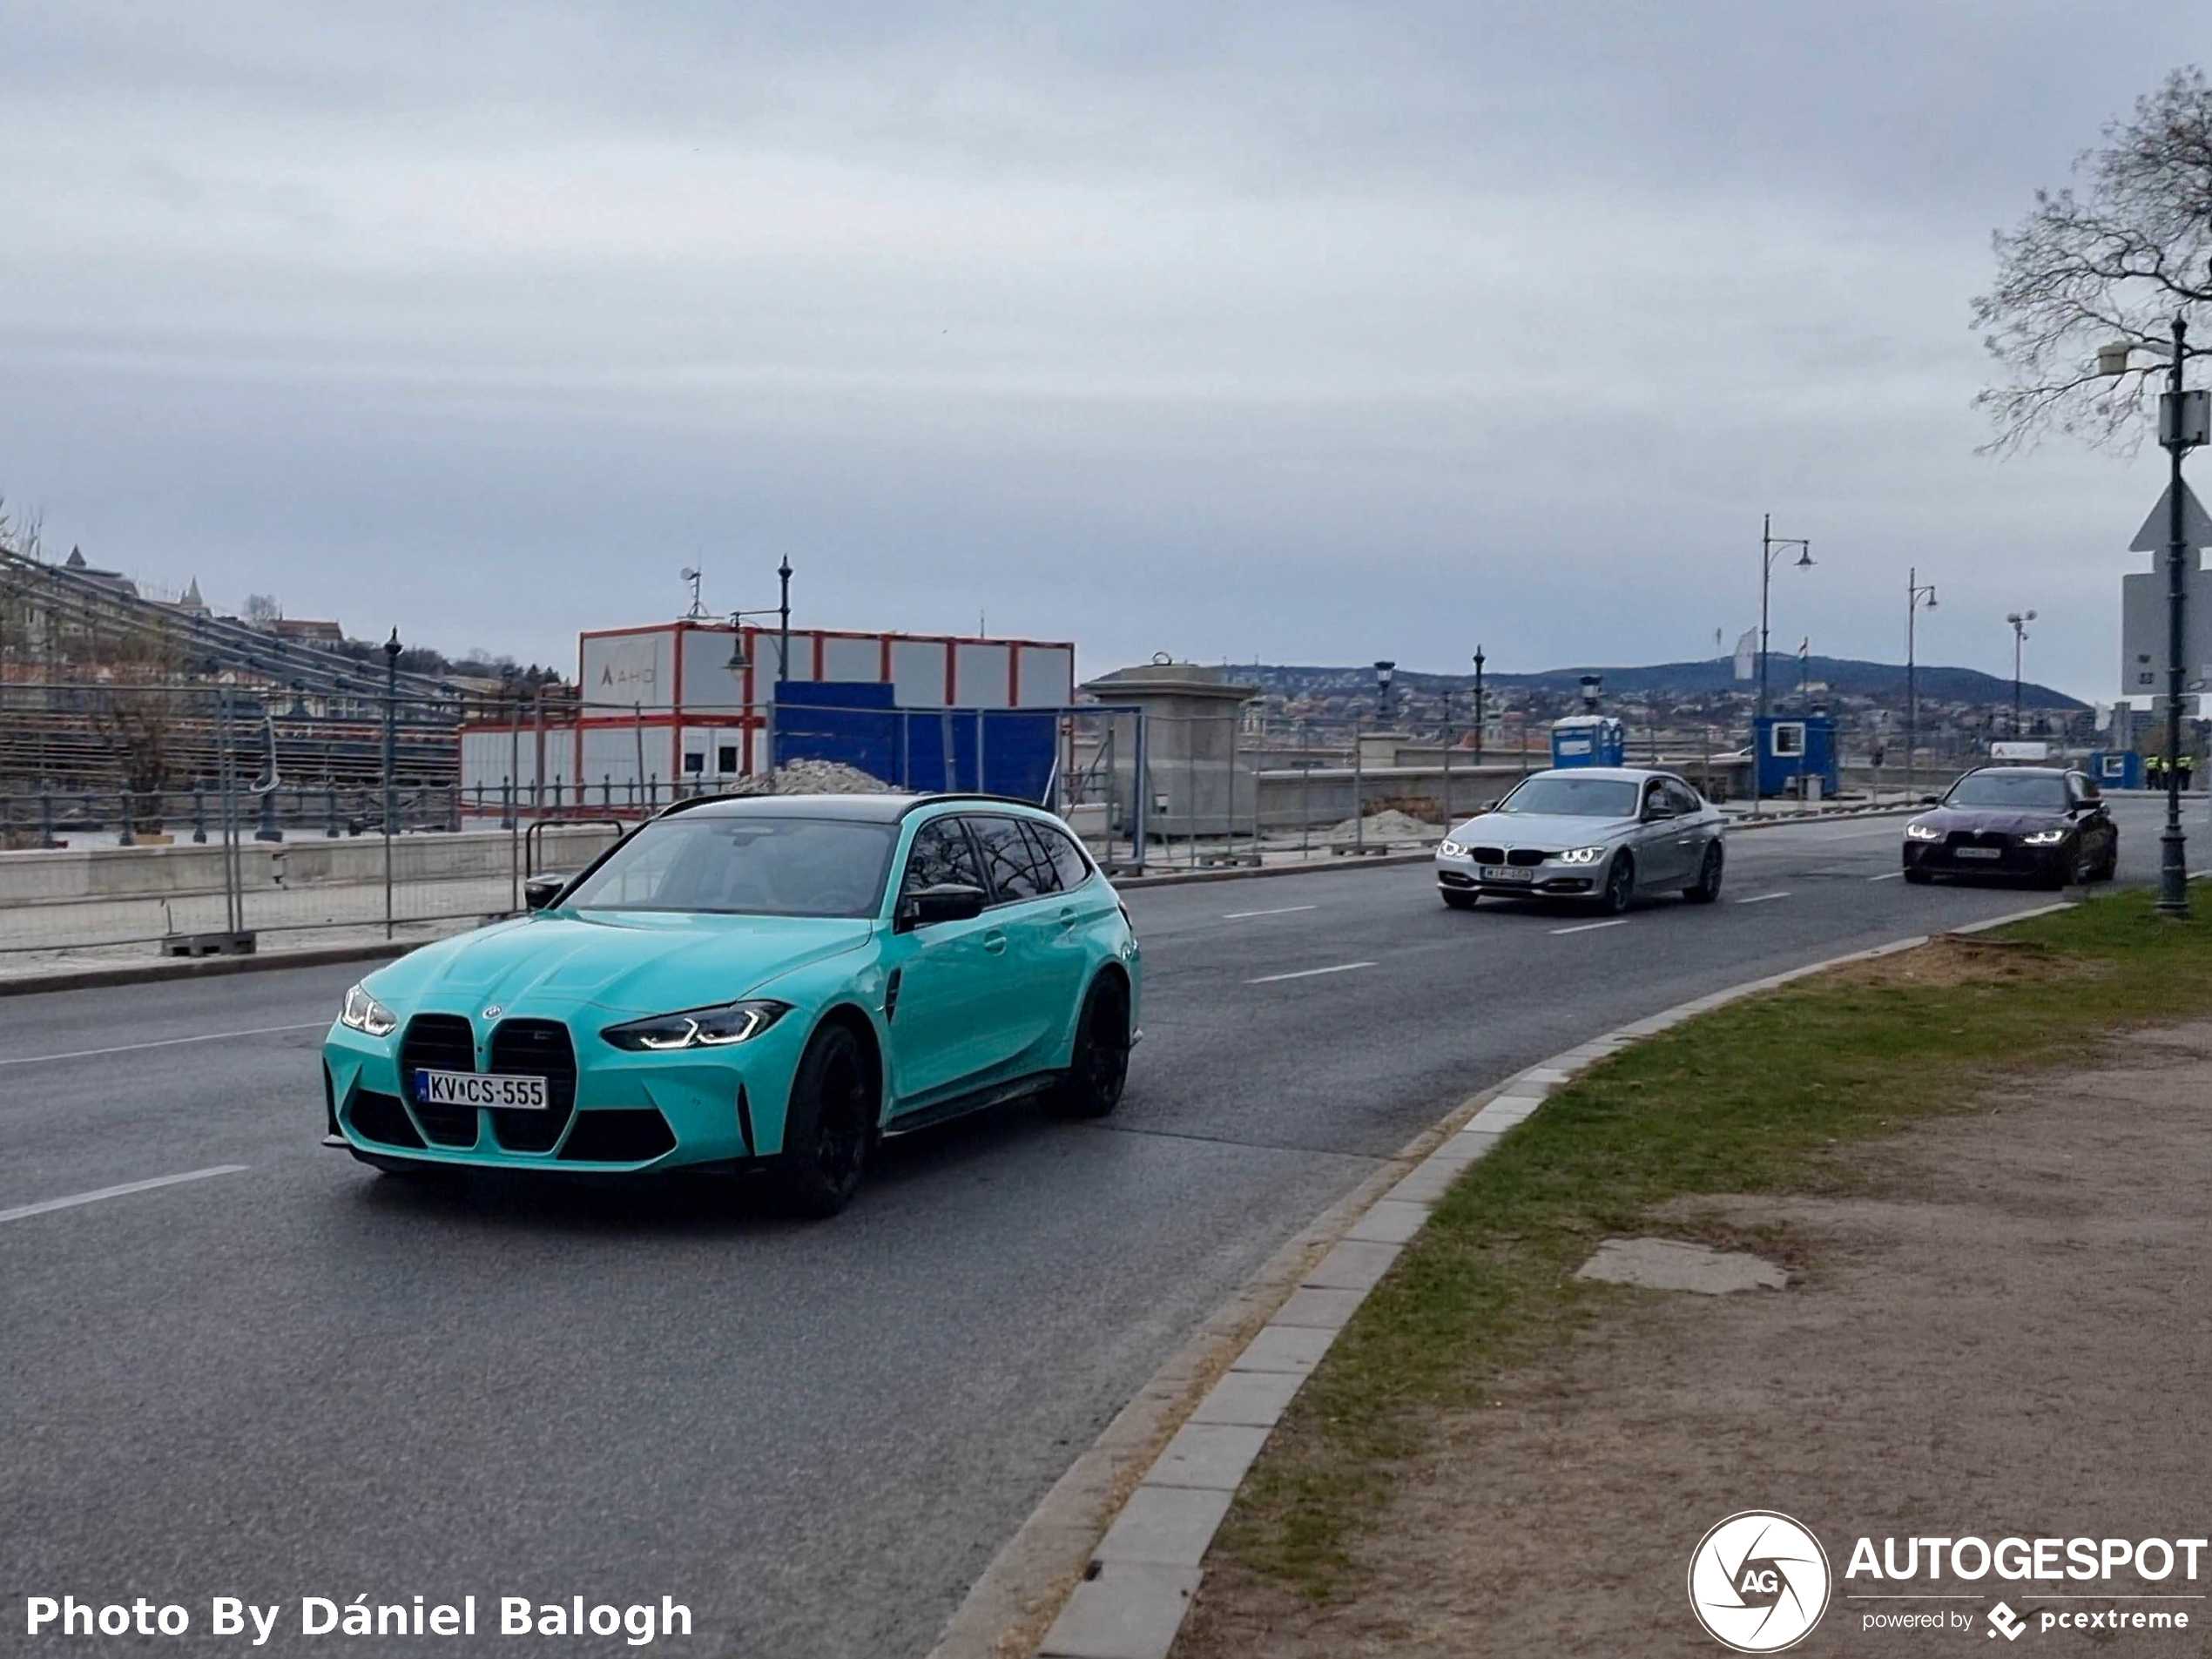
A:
[415, 1069, 548, 1109]
[1954, 846, 2002, 860]
[1479, 865, 1534, 883]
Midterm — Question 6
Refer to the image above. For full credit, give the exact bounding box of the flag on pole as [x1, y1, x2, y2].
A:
[1731, 628, 1757, 681]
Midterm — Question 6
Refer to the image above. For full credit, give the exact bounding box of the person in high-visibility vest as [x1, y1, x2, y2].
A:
[2149, 753, 2167, 789]
[2182, 754, 2196, 792]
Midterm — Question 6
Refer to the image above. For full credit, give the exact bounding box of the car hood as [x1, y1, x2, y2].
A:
[1911, 807, 2070, 836]
[1447, 811, 1637, 846]
[365, 910, 877, 1016]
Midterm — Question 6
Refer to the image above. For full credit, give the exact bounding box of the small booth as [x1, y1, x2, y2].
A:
[2088, 750, 2144, 789]
[1754, 712, 1839, 799]
[1551, 715, 1626, 769]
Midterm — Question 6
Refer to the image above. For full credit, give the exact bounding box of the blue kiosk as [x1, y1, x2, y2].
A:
[1551, 714, 1627, 769]
[1755, 712, 1839, 799]
[2087, 750, 2144, 790]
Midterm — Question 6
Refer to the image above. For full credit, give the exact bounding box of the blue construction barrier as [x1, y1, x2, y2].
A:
[773, 681, 1060, 801]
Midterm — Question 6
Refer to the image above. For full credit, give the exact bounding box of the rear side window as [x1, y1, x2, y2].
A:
[902, 818, 986, 895]
[1030, 821, 1093, 890]
[969, 815, 1057, 902]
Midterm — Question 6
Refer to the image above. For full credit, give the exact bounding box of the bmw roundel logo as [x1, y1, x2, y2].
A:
[1688, 1511, 1830, 1652]
[482, 1006, 503, 1021]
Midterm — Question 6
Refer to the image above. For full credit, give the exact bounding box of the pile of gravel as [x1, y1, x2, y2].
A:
[1328, 807, 1443, 846]
[719, 759, 908, 797]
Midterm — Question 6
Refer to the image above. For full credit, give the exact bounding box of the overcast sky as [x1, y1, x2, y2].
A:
[1, 3, 2203, 698]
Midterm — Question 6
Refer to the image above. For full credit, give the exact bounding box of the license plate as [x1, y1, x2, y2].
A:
[415, 1069, 549, 1109]
[1954, 846, 2002, 860]
[1479, 865, 1534, 883]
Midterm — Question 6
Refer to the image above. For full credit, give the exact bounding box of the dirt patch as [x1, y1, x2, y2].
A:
[1822, 930, 2103, 991]
[1175, 1023, 2212, 1657]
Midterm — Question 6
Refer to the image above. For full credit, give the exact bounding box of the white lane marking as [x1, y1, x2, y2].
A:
[1867, 870, 1905, 881]
[1550, 918, 1629, 936]
[1736, 891, 1793, 905]
[1223, 904, 1319, 921]
[1247, 961, 1376, 984]
[0, 1022, 327, 1069]
[0, 1165, 250, 1225]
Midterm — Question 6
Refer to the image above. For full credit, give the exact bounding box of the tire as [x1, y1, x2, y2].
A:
[2098, 840, 2119, 881]
[1904, 866, 1934, 886]
[1441, 889, 1480, 910]
[773, 1022, 876, 1217]
[1600, 853, 1635, 915]
[1683, 841, 1723, 904]
[1056, 974, 1132, 1119]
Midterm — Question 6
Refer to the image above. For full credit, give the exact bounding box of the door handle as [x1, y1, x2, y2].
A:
[982, 931, 1008, 955]
[1056, 907, 1077, 930]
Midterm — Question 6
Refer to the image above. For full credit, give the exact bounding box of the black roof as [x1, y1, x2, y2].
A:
[656, 791, 1049, 824]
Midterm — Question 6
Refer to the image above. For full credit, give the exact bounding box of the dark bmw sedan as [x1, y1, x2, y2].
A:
[1902, 765, 2118, 887]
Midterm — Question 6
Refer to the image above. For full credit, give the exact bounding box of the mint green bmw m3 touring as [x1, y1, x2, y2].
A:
[321, 793, 1141, 1216]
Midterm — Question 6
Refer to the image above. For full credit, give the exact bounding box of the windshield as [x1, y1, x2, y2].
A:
[1943, 772, 2070, 811]
[561, 816, 897, 918]
[1494, 775, 1641, 819]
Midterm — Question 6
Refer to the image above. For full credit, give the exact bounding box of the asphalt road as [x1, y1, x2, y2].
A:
[0, 800, 2183, 1656]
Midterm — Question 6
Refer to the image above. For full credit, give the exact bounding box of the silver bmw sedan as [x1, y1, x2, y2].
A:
[1434, 766, 1726, 914]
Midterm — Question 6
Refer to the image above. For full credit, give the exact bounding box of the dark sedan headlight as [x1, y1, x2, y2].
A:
[1905, 821, 1943, 841]
[2020, 827, 2067, 846]
[601, 1000, 791, 1052]
[339, 983, 398, 1038]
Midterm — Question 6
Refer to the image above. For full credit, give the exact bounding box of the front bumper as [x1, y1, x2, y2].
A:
[1435, 853, 1598, 897]
[322, 1006, 815, 1173]
[1902, 838, 2065, 880]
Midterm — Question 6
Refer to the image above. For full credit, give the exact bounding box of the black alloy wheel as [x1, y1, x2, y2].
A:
[1683, 841, 1724, 904]
[775, 1022, 875, 1217]
[1056, 974, 1131, 1119]
[1600, 853, 1635, 914]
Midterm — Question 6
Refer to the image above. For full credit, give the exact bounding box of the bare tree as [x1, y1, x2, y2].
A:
[1975, 67, 2212, 452]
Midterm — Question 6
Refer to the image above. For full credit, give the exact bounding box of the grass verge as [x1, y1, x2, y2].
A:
[1215, 887, 2212, 1602]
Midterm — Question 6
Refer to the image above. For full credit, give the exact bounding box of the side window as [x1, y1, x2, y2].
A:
[1031, 822, 1094, 890]
[1664, 780, 1702, 817]
[970, 816, 1054, 903]
[1642, 780, 1670, 818]
[2072, 772, 2100, 804]
[1014, 822, 1068, 895]
[902, 818, 986, 895]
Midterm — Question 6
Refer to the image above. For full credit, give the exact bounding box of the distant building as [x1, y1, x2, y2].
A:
[264, 617, 345, 644]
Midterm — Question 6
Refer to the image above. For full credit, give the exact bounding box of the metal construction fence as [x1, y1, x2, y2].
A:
[0, 688, 1964, 961]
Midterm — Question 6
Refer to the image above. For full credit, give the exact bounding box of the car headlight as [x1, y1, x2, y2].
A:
[1905, 821, 1943, 841]
[1438, 838, 1467, 859]
[601, 1000, 791, 1052]
[2020, 827, 2067, 846]
[1558, 846, 1606, 865]
[339, 983, 398, 1038]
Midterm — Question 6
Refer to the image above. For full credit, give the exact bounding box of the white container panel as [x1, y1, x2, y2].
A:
[954, 643, 1012, 709]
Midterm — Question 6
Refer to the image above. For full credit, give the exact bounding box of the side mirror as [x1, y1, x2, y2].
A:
[896, 882, 988, 931]
[524, 872, 570, 911]
[1919, 795, 1941, 806]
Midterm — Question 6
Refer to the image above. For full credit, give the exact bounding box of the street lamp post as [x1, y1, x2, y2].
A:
[1905, 570, 1937, 800]
[1757, 514, 1814, 811]
[1472, 645, 1486, 767]
[1374, 660, 1395, 720]
[2006, 610, 2038, 737]
[723, 559, 797, 775]
[2096, 317, 2206, 917]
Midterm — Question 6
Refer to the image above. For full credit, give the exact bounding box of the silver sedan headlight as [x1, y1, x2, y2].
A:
[1438, 838, 1468, 858]
[1905, 821, 1943, 841]
[340, 983, 398, 1038]
[1558, 846, 1607, 865]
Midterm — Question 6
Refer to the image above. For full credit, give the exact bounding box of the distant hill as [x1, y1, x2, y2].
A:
[1230, 657, 2086, 710]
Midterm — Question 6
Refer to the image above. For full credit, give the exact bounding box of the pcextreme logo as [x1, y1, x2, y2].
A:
[1688, 1511, 1832, 1653]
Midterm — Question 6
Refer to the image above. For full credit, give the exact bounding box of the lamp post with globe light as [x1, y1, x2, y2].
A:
[1905, 571, 1937, 799]
[2006, 610, 2037, 738]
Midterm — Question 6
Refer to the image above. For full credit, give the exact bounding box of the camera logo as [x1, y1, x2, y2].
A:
[1688, 1511, 1831, 1652]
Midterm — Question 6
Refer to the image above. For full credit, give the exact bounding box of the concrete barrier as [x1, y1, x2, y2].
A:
[0, 826, 623, 908]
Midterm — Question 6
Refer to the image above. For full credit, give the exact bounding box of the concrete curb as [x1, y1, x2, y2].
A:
[0, 940, 420, 998]
[937, 898, 2080, 1659]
